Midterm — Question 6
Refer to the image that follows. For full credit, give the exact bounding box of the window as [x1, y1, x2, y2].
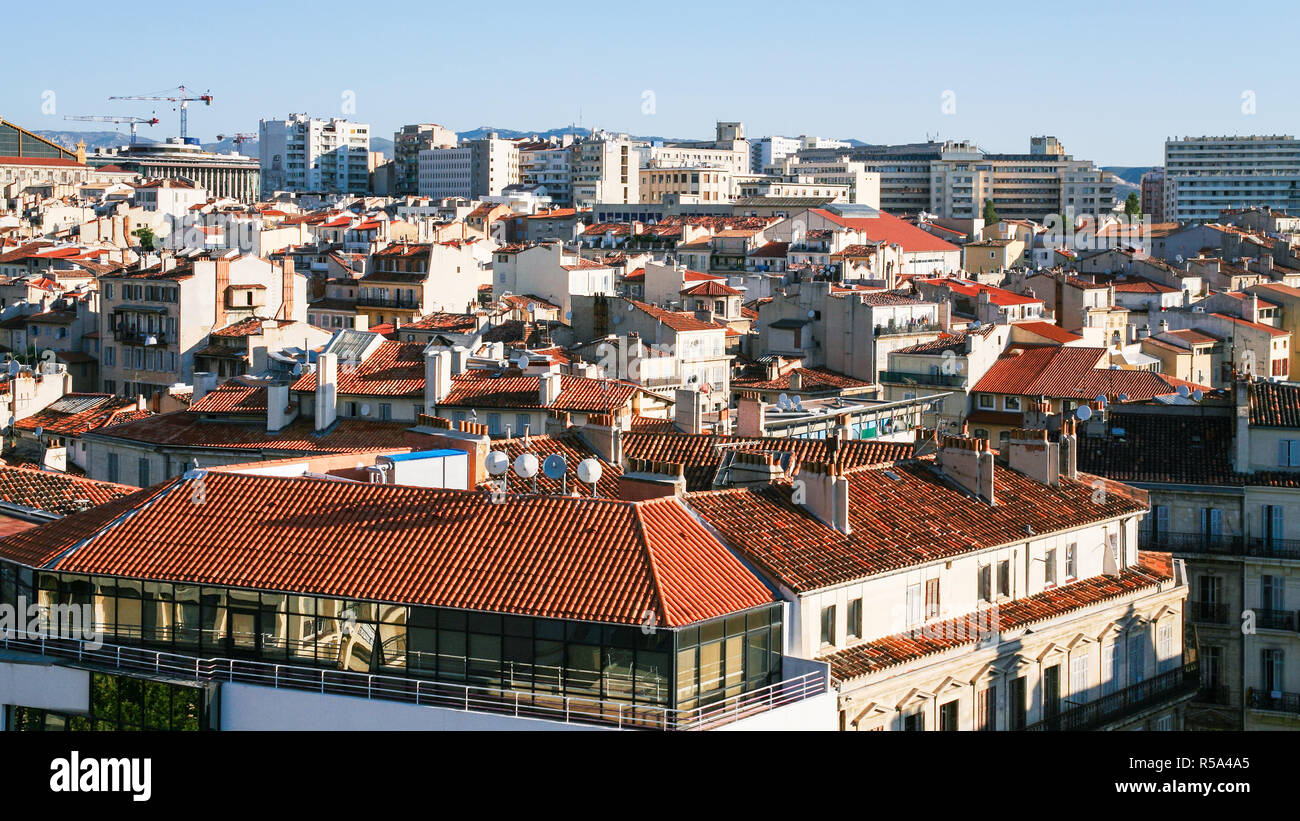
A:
[1262, 505, 1285, 546]
[1157, 623, 1174, 672]
[1004, 396, 1021, 411]
[925, 578, 940, 619]
[1045, 548, 1057, 586]
[107, 453, 119, 484]
[997, 560, 1010, 597]
[903, 709, 925, 731]
[905, 584, 922, 626]
[1202, 645, 1223, 692]
[487, 413, 501, 435]
[939, 700, 958, 731]
[1262, 575, 1284, 611]
[846, 598, 862, 640]
[978, 565, 992, 602]
[977, 686, 996, 730]
[1102, 643, 1120, 695]
[1151, 504, 1170, 539]
[1070, 655, 1089, 698]
[1279, 439, 1300, 467]
[1065, 543, 1077, 579]
[1262, 648, 1284, 693]
[978, 394, 994, 409]
[1200, 508, 1223, 543]
[1008, 676, 1027, 730]
[820, 605, 836, 646]
[1128, 632, 1146, 684]
[515, 414, 530, 437]
[138, 458, 150, 488]
[379, 403, 392, 421]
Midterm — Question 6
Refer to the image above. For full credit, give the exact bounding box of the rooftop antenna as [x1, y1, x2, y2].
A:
[576, 458, 602, 497]
[542, 453, 568, 494]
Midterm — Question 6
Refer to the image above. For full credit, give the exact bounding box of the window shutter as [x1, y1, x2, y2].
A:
[1282, 439, 1291, 467]
[1272, 506, 1285, 541]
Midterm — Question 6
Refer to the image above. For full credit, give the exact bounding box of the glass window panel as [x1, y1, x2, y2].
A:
[409, 606, 437, 629]
[635, 650, 671, 706]
[604, 647, 636, 701]
[746, 630, 770, 683]
[438, 630, 467, 681]
[468, 612, 501, 634]
[747, 608, 771, 630]
[534, 640, 564, 694]
[676, 647, 698, 709]
[565, 644, 602, 696]
[535, 619, 564, 641]
[725, 636, 745, 694]
[700, 619, 725, 644]
[438, 609, 467, 631]
[408, 627, 437, 673]
[289, 595, 316, 616]
[503, 616, 532, 638]
[468, 634, 501, 684]
[378, 622, 406, 671]
[726, 614, 746, 637]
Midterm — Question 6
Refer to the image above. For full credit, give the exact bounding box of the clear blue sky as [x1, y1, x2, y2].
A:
[6, 0, 1296, 167]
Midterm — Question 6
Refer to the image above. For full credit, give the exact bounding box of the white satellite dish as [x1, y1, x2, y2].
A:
[1095, 395, 1106, 406]
[807, 309, 816, 318]
[485, 451, 510, 476]
[1117, 393, 1129, 402]
[33, 426, 44, 437]
[1192, 389, 1204, 401]
[526, 302, 536, 314]
[359, 403, 371, 416]
[513, 452, 539, 479]
[777, 392, 790, 410]
[564, 310, 573, 321]
[577, 458, 603, 485]
[1076, 405, 1093, 421]
[627, 302, 635, 312]
[792, 396, 804, 411]
[542, 453, 567, 480]
[1176, 384, 1190, 398]
[514, 353, 529, 370]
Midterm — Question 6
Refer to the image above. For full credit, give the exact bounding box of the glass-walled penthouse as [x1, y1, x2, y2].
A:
[0, 561, 784, 712]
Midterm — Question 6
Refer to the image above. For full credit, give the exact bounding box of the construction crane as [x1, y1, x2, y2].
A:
[216, 132, 256, 148]
[63, 115, 160, 144]
[108, 85, 213, 141]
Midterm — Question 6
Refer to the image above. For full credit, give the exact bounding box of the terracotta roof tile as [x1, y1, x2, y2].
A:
[291, 341, 426, 397]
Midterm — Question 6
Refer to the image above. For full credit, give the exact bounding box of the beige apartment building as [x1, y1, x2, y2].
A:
[98, 252, 306, 397]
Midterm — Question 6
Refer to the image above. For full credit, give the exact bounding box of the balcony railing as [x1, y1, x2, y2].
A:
[1025, 661, 1199, 731]
[0, 632, 827, 732]
[1197, 684, 1233, 706]
[1245, 537, 1300, 561]
[357, 295, 421, 309]
[1138, 531, 1242, 555]
[878, 369, 967, 388]
[1254, 608, 1298, 632]
[874, 321, 945, 336]
[1189, 600, 1229, 624]
[112, 328, 169, 346]
[1247, 689, 1300, 715]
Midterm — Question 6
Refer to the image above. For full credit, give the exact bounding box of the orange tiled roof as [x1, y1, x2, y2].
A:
[0, 465, 136, 515]
[0, 472, 774, 627]
[190, 382, 268, 414]
[14, 395, 151, 437]
[732, 366, 873, 392]
[441, 372, 638, 413]
[971, 345, 1207, 400]
[291, 341, 426, 397]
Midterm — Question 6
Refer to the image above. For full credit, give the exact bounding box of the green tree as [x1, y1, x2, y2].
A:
[132, 226, 156, 251]
[1124, 192, 1141, 218]
[982, 199, 999, 224]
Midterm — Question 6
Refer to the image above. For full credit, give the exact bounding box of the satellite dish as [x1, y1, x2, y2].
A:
[807, 309, 816, 318]
[526, 302, 536, 313]
[542, 453, 567, 479]
[627, 302, 635, 312]
[1076, 405, 1093, 421]
[513, 452, 539, 479]
[564, 310, 573, 321]
[777, 392, 790, 409]
[1095, 395, 1106, 406]
[6, 360, 18, 377]
[1193, 389, 1204, 401]
[292, 363, 303, 375]
[1176, 384, 1190, 398]
[1117, 393, 1129, 402]
[514, 353, 529, 370]
[576, 458, 603, 485]
[485, 451, 510, 476]
[613, 315, 621, 325]
[144, 335, 158, 346]
[33, 426, 44, 437]
[359, 403, 371, 416]
[970, 320, 981, 328]
[792, 396, 804, 411]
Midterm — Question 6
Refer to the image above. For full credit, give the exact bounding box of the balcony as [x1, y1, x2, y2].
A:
[1138, 530, 1242, 556]
[874, 321, 945, 337]
[1025, 661, 1199, 731]
[1189, 600, 1229, 625]
[113, 328, 169, 346]
[1196, 684, 1233, 706]
[1245, 537, 1300, 561]
[878, 369, 966, 388]
[357, 295, 421, 309]
[1254, 608, 1298, 632]
[1247, 689, 1300, 715]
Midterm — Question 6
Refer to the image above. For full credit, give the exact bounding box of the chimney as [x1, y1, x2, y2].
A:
[266, 383, 295, 432]
[425, 349, 451, 409]
[450, 345, 469, 375]
[1234, 378, 1252, 473]
[539, 372, 561, 406]
[618, 458, 685, 500]
[214, 257, 231, 329]
[1005, 428, 1060, 487]
[1245, 293, 1261, 324]
[793, 460, 851, 535]
[788, 370, 802, 391]
[674, 387, 703, 434]
[736, 392, 765, 436]
[935, 434, 996, 505]
[581, 413, 622, 463]
[314, 352, 338, 431]
[279, 258, 295, 319]
[1058, 418, 1079, 480]
[191, 372, 218, 405]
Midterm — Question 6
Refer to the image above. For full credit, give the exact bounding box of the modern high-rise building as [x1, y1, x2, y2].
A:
[572, 131, 640, 208]
[393, 123, 457, 195]
[258, 114, 372, 196]
[1163, 135, 1300, 223]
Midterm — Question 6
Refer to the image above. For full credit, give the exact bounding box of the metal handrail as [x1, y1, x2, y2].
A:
[0, 632, 826, 731]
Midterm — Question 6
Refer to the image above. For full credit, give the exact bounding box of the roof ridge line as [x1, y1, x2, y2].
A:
[631, 499, 673, 628]
[42, 476, 187, 570]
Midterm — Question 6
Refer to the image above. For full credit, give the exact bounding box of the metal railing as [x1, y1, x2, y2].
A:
[1189, 600, 1229, 624]
[1254, 608, 1298, 632]
[1247, 689, 1300, 715]
[356, 295, 421, 309]
[0, 632, 826, 731]
[1245, 537, 1300, 561]
[113, 328, 169, 346]
[878, 370, 966, 388]
[1139, 531, 1242, 555]
[1196, 684, 1233, 706]
[1025, 661, 1199, 731]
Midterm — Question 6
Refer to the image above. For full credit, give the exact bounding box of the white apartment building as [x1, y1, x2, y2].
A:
[648, 122, 750, 175]
[571, 133, 639, 208]
[750, 135, 803, 173]
[418, 134, 520, 200]
[259, 114, 371, 196]
[1164, 135, 1300, 222]
[519, 136, 575, 206]
[393, 123, 457, 195]
[491, 241, 615, 318]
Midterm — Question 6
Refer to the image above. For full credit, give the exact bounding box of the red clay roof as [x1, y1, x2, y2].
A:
[291, 341, 426, 397]
[686, 460, 1148, 592]
[190, 382, 268, 414]
[441, 372, 639, 413]
[14, 395, 150, 437]
[1014, 321, 1083, 344]
[819, 553, 1174, 680]
[1250, 380, 1300, 428]
[681, 280, 742, 297]
[733, 366, 873, 392]
[0, 472, 774, 627]
[811, 208, 959, 254]
[972, 345, 1206, 400]
[0, 465, 136, 515]
[89, 412, 412, 454]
